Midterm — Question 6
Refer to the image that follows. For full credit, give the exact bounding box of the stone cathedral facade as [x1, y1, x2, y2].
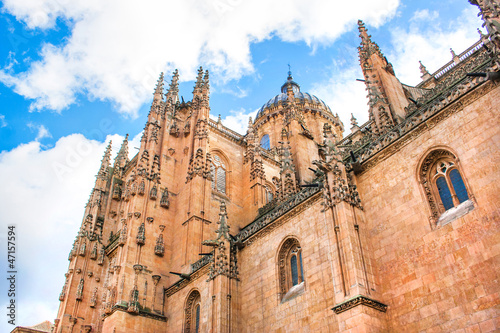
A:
[53, 2, 500, 332]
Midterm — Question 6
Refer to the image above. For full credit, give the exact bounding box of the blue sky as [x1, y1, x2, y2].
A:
[0, 0, 483, 330]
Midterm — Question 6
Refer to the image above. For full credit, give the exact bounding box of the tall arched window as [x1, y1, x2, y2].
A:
[419, 149, 473, 225]
[265, 185, 274, 204]
[278, 238, 305, 302]
[210, 154, 226, 194]
[184, 290, 201, 333]
[260, 134, 270, 150]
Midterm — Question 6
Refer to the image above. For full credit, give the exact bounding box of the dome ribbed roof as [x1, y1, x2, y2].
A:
[255, 72, 333, 119]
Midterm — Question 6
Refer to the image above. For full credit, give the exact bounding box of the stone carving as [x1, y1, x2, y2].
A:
[79, 239, 86, 257]
[90, 242, 98, 260]
[112, 183, 121, 200]
[186, 149, 212, 183]
[136, 223, 145, 245]
[332, 295, 388, 314]
[76, 278, 84, 301]
[160, 188, 170, 208]
[155, 233, 165, 257]
[276, 128, 299, 201]
[184, 290, 201, 333]
[237, 186, 321, 243]
[128, 286, 140, 314]
[203, 201, 239, 281]
[97, 247, 105, 265]
[90, 287, 98, 308]
[150, 185, 157, 200]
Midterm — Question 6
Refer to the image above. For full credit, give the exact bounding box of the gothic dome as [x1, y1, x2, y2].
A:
[255, 72, 333, 120]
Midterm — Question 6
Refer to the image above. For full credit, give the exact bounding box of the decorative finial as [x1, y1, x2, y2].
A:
[97, 141, 113, 179]
[287, 64, 292, 80]
[154, 72, 164, 96]
[419, 61, 429, 75]
[217, 114, 221, 124]
[350, 113, 358, 126]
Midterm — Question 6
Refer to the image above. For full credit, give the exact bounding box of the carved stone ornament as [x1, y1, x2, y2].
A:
[332, 295, 388, 314]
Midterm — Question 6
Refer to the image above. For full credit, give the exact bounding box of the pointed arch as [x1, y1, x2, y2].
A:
[209, 149, 231, 196]
[417, 146, 474, 226]
[184, 289, 201, 333]
[276, 236, 305, 302]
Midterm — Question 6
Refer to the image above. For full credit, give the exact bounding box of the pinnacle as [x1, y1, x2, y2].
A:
[114, 134, 129, 170]
[97, 140, 112, 179]
[154, 72, 164, 96]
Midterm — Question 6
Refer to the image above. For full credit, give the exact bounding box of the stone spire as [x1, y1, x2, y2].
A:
[357, 20, 409, 135]
[113, 135, 129, 178]
[357, 20, 385, 61]
[419, 60, 432, 80]
[153, 72, 164, 103]
[166, 69, 179, 104]
[97, 141, 112, 180]
[276, 128, 299, 201]
[350, 113, 360, 133]
[193, 66, 204, 94]
[450, 48, 461, 64]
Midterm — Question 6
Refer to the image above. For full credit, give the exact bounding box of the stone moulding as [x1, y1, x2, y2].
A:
[340, 48, 494, 173]
[164, 264, 210, 298]
[104, 231, 121, 255]
[104, 304, 167, 322]
[332, 295, 388, 314]
[357, 77, 495, 174]
[236, 186, 322, 243]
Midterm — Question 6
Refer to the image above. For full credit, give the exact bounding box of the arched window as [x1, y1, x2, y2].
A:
[419, 149, 473, 225]
[265, 185, 274, 204]
[260, 134, 270, 150]
[184, 290, 201, 333]
[278, 238, 305, 302]
[210, 154, 226, 194]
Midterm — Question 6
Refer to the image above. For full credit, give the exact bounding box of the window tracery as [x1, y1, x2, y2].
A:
[265, 185, 274, 204]
[210, 154, 226, 194]
[419, 149, 473, 224]
[260, 134, 270, 150]
[278, 238, 304, 301]
[184, 290, 201, 333]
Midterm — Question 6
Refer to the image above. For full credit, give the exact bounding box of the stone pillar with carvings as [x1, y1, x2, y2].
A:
[314, 129, 388, 331]
[203, 201, 239, 333]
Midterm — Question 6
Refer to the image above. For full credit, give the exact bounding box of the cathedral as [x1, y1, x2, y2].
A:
[51, 1, 500, 332]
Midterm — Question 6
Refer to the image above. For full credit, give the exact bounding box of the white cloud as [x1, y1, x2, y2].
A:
[211, 107, 259, 135]
[310, 57, 370, 135]
[0, 0, 400, 115]
[410, 9, 438, 22]
[310, 5, 483, 137]
[0, 114, 7, 128]
[0, 133, 135, 332]
[27, 122, 52, 141]
[388, 6, 483, 85]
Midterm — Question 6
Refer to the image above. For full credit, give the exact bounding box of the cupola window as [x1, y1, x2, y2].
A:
[260, 134, 270, 150]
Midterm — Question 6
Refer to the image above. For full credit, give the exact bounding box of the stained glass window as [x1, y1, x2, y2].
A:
[195, 304, 200, 333]
[450, 169, 469, 204]
[291, 255, 298, 286]
[436, 176, 454, 210]
[260, 134, 270, 150]
[211, 154, 226, 194]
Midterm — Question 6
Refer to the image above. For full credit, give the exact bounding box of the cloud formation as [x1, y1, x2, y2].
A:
[310, 5, 483, 134]
[0, 132, 139, 331]
[1, 0, 400, 115]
